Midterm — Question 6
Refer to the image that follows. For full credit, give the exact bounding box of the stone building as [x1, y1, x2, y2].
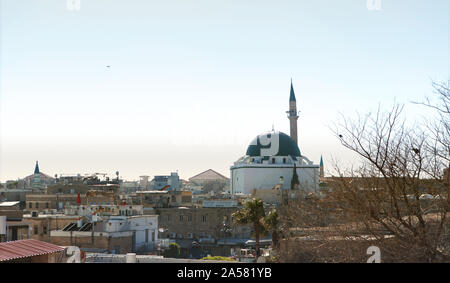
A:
[46, 203, 159, 254]
[157, 206, 252, 258]
[50, 230, 133, 254]
[126, 190, 193, 208]
[0, 201, 30, 242]
[23, 213, 80, 242]
[49, 214, 158, 254]
[133, 191, 170, 208]
[25, 194, 86, 213]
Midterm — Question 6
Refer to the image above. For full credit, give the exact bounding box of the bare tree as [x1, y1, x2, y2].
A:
[327, 81, 449, 262]
[277, 81, 449, 262]
[414, 80, 450, 203]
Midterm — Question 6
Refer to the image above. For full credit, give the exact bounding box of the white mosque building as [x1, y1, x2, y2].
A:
[230, 81, 320, 195]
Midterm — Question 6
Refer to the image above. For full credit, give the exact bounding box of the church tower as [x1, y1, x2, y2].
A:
[32, 161, 41, 188]
[287, 80, 299, 145]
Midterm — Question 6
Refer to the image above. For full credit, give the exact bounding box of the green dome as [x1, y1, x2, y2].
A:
[246, 131, 301, 157]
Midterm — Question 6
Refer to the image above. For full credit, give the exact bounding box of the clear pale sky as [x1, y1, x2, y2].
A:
[0, 0, 448, 181]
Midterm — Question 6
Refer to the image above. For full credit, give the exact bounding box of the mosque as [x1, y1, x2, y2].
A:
[229, 81, 323, 195]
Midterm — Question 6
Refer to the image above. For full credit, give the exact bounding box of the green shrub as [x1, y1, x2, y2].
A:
[163, 242, 180, 258]
[200, 256, 236, 261]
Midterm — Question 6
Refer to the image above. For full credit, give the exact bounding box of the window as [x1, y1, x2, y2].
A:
[34, 225, 38, 235]
[171, 196, 176, 202]
[272, 158, 275, 164]
[152, 231, 155, 242]
[35, 203, 38, 209]
[167, 215, 171, 222]
[46, 202, 49, 209]
[29, 202, 32, 209]
[145, 229, 149, 243]
[202, 215, 206, 222]
[283, 158, 286, 164]
[187, 215, 192, 222]
[43, 226, 47, 234]
[179, 215, 183, 222]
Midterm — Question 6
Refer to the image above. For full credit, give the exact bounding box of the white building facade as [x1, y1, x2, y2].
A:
[103, 215, 159, 252]
[230, 81, 320, 195]
[230, 131, 319, 195]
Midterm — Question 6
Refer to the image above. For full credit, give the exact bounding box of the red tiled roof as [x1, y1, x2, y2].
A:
[0, 239, 65, 262]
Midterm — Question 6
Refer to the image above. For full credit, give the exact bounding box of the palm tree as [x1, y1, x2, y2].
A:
[232, 198, 266, 258]
[262, 209, 279, 249]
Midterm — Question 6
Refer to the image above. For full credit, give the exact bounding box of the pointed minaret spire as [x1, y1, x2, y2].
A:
[319, 155, 324, 178]
[289, 79, 296, 102]
[286, 79, 299, 144]
[34, 161, 40, 174]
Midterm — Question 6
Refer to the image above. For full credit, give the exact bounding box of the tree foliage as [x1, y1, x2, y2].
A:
[232, 198, 266, 257]
[163, 242, 181, 258]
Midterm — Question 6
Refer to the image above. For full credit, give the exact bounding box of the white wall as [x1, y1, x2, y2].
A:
[0, 216, 6, 235]
[126, 216, 158, 250]
[231, 166, 318, 194]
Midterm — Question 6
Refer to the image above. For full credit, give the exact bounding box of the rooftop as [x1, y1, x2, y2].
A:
[136, 190, 169, 194]
[0, 239, 65, 262]
[0, 201, 20, 207]
[246, 131, 301, 157]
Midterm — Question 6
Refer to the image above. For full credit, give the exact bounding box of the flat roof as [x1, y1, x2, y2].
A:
[136, 191, 169, 194]
[23, 214, 77, 219]
[0, 201, 20, 207]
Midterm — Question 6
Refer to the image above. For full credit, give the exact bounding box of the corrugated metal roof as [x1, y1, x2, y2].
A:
[0, 239, 65, 262]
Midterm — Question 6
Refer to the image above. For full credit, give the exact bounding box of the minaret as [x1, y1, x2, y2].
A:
[319, 155, 324, 178]
[286, 79, 299, 144]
